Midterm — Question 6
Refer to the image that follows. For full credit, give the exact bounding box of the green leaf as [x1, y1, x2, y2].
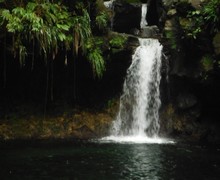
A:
[26, 2, 37, 12]
[86, 46, 105, 78]
[58, 33, 66, 41]
[12, 7, 25, 16]
[1, 9, 11, 20]
[57, 24, 69, 31]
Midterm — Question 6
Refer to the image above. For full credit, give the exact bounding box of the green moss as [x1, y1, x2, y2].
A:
[179, 18, 191, 29]
[165, 30, 177, 50]
[109, 35, 127, 49]
[166, 104, 175, 116]
[201, 55, 214, 72]
[0, 108, 115, 140]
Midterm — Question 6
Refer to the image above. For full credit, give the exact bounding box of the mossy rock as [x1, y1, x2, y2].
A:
[175, 1, 194, 17]
[167, 9, 177, 16]
[179, 17, 191, 29]
[0, 107, 115, 140]
[109, 35, 127, 49]
[200, 55, 214, 72]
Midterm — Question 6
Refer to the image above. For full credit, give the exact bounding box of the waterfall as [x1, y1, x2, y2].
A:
[100, 3, 173, 144]
[140, 4, 148, 29]
[104, 0, 115, 30]
[104, 0, 115, 9]
[110, 38, 162, 138]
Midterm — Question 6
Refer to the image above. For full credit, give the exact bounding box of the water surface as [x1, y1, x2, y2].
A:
[0, 140, 220, 180]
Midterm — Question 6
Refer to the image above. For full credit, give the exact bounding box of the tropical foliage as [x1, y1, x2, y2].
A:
[85, 37, 106, 78]
[109, 35, 127, 49]
[1, 1, 72, 62]
[0, 0, 108, 78]
[95, 11, 109, 30]
[201, 54, 214, 72]
[95, 0, 112, 33]
[186, 0, 220, 38]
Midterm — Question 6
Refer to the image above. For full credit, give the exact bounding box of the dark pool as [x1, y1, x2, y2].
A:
[0, 140, 220, 180]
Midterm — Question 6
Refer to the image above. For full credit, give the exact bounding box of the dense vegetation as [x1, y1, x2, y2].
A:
[184, 0, 220, 38]
[165, 0, 220, 76]
[0, 0, 111, 78]
[0, 0, 220, 140]
[0, 0, 122, 108]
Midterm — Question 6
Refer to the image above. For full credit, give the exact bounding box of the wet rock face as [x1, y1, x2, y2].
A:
[112, 0, 162, 36]
[162, 0, 203, 8]
[126, 36, 140, 49]
[188, 0, 203, 8]
[139, 25, 160, 38]
[159, 0, 220, 143]
[113, 2, 141, 33]
[147, 0, 159, 26]
[176, 93, 197, 110]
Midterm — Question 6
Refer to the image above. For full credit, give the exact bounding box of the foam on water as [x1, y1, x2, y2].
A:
[100, 136, 175, 144]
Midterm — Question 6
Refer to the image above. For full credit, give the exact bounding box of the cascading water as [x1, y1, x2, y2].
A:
[104, 0, 115, 9]
[140, 4, 148, 29]
[101, 4, 174, 144]
[111, 38, 162, 138]
[104, 0, 115, 30]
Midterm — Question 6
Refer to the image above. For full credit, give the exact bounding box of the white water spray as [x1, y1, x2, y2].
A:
[100, 4, 174, 144]
[104, 0, 115, 30]
[111, 38, 162, 137]
[104, 0, 115, 9]
[140, 4, 148, 29]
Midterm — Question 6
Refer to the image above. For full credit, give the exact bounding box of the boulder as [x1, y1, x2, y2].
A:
[127, 36, 140, 47]
[164, 19, 173, 31]
[139, 25, 160, 38]
[113, 2, 141, 33]
[188, 0, 203, 9]
[167, 9, 177, 17]
[162, 0, 202, 9]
